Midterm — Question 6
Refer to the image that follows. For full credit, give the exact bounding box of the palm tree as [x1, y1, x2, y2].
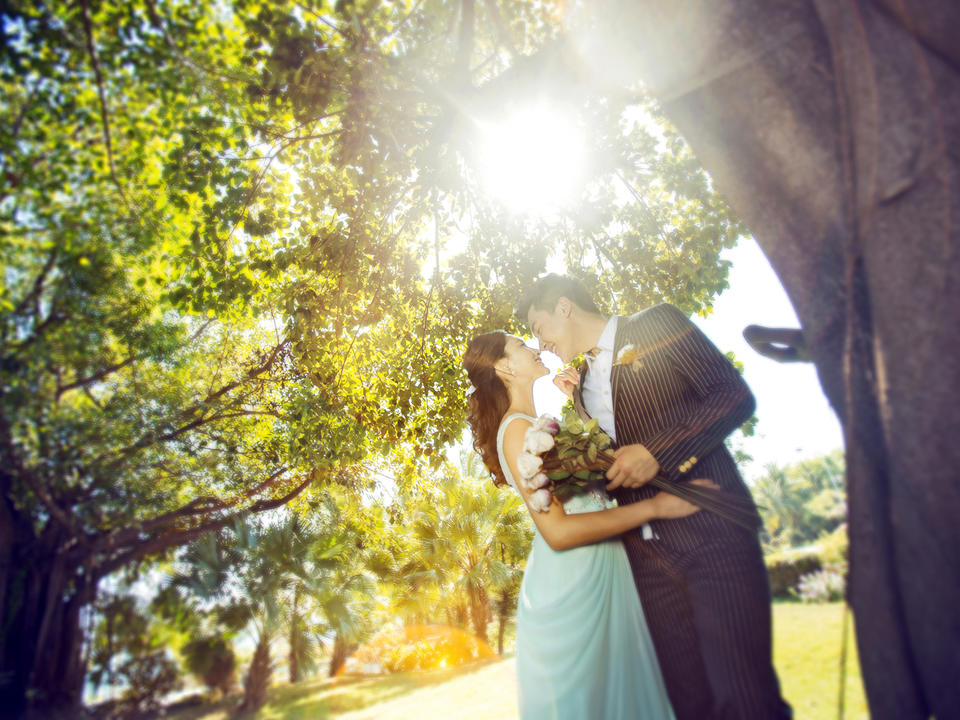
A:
[751, 464, 808, 548]
[258, 513, 334, 683]
[751, 451, 847, 549]
[407, 462, 531, 644]
[171, 519, 286, 716]
[262, 508, 377, 680]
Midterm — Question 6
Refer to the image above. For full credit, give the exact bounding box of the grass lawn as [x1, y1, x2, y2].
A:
[773, 602, 868, 720]
[168, 602, 867, 719]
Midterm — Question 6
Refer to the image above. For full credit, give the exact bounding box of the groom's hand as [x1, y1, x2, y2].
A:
[552, 366, 580, 399]
[605, 444, 660, 490]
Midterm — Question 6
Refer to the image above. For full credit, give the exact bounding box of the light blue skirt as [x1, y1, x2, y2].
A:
[515, 533, 676, 720]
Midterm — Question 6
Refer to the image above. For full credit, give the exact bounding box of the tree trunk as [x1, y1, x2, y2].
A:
[468, 585, 489, 644]
[453, 600, 468, 629]
[237, 633, 271, 717]
[288, 630, 300, 684]
[328, 632, 355, 678]
[574, 1, 960, 715]
[0, 526, 96, 720]
[288, 588, 300, 684]
[496, 590, 511, 656]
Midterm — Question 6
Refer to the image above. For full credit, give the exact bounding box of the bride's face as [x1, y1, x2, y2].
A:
[502, 335, 549, 382]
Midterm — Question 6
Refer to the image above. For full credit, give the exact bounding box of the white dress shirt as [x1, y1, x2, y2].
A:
[581, 316, 619, 443]
[581, 315, 655, 539]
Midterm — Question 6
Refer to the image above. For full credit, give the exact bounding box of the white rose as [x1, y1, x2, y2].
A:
[516, 452, 543, 479]
[522, 472, 550, 491]
[527, 488, 553, 513]
[523, 429, 555, 455]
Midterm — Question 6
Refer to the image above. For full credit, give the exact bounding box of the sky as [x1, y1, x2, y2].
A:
[530, 237, 844, 483]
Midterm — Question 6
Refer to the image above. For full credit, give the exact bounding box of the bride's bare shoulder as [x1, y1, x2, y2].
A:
[500, 415, 532, 449]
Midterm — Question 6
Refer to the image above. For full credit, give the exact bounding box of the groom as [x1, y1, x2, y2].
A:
[518, 274, 791, 720]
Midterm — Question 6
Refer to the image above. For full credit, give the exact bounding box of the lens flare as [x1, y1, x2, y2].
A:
[478, 105, 587, 214]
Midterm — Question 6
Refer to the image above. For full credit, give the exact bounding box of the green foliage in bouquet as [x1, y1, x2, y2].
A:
[541, 408, 616, 501]
[535, 410, 761, 529]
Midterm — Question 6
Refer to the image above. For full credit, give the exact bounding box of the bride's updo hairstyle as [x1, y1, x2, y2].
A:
[463, 330, 511, 487]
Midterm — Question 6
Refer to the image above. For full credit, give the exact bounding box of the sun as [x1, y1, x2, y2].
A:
[477, 104, 587, 214]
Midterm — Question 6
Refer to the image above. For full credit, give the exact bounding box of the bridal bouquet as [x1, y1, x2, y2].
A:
[515, 409, 760, 529]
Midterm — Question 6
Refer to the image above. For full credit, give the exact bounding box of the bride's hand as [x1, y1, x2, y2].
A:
[651, 479, 721, 519]
[552, 366, 580, 399]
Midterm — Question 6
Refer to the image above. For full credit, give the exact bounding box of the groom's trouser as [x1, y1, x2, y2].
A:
[618, 485, 791, 720]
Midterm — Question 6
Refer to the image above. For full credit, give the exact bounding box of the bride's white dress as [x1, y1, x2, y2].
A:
[498, 413, 675, 720]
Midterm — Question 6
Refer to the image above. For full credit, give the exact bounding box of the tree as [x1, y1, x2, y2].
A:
[0, 1, 327, 713]
[2, 1, 747, 714]
[458, 449, 528, 654]
[170, 500, 375, 710]
[85, 592, 183, 716]
[256, 501, 375, 683]
[751, 451, 846, 550]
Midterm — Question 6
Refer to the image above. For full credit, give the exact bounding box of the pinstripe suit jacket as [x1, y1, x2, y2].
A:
[574, 303, 759, 549]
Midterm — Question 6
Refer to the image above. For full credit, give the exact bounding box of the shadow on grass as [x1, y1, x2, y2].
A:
[259, 658, 506, 719]
[161, 658, 507, 720]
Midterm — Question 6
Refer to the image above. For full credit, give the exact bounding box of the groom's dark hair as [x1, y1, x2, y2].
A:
[516, 274, 602, 321]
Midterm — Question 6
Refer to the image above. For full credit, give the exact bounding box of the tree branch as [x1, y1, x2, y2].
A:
[96, 474, 313, 576]
[97, 339, 288, 468]
[4, 247, 58, 344]
[743, 325, 810, 363]
[79, 0, 131, 211]
[97, 466, 290, 554]
[482, 0, 518, 59]
[142, 0, 254, 96]
[0, 414, 87, 545]
[56, 356, 136, 399]
[0, 84, 38, 202]
[6, 297, 65, 356]
[455, 0, 475, 77]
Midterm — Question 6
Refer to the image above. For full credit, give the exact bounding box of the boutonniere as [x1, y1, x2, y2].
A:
[613, 344, 643, 370]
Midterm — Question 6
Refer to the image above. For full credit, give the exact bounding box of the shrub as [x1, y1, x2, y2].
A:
[765, 548, 822, 598]
[794, 565, 846, 603]
[116, 650, 182, 715]
[818, 523, 849, 565]
[181, 636, 236, 696]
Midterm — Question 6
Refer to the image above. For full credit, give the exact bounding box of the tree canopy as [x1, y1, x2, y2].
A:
[1, 0, 747, 713]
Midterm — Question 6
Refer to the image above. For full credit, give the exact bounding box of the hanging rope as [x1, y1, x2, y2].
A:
[837, 601, 850, 720]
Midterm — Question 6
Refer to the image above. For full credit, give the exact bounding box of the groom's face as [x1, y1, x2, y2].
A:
[526, 298, 576, 364]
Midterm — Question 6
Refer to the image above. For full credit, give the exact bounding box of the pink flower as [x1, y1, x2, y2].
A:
[532, 414, 561, 436]
[527, 488, 553, 513]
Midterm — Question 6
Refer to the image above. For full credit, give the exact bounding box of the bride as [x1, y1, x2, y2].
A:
[463, 330, 713, 720]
